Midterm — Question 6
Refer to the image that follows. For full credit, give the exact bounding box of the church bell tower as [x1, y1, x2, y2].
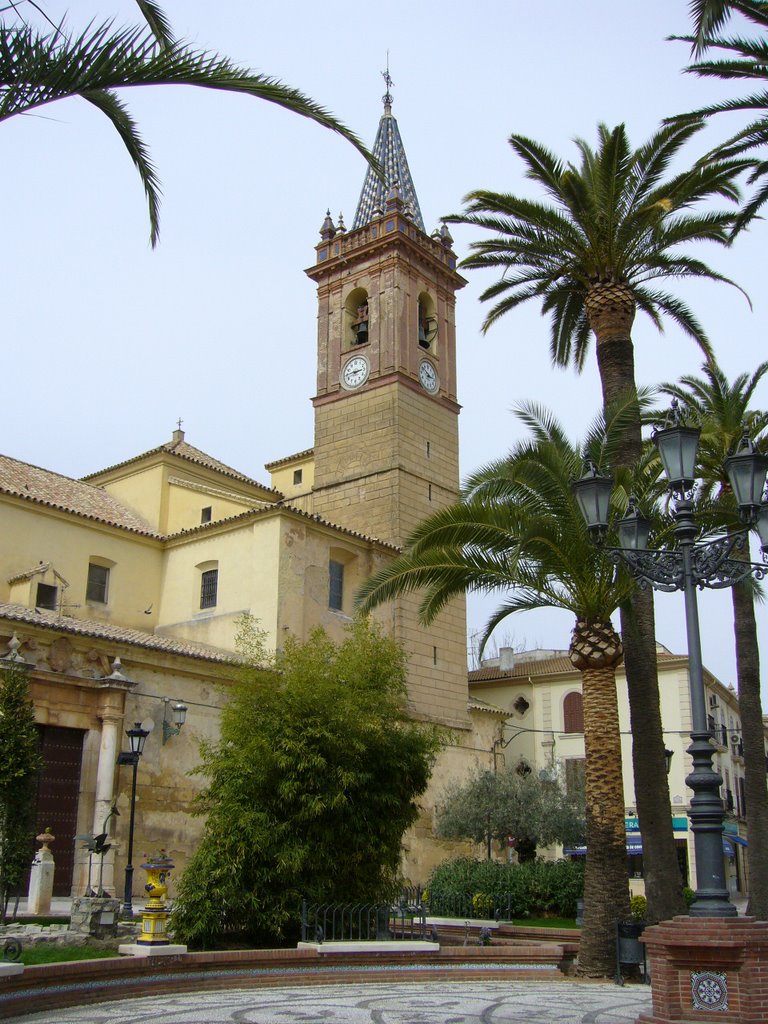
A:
[306, 80, 469, 729]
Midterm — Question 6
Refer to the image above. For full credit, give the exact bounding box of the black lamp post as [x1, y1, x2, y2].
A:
[573, 401, 768, 917]
[117, 722, 149, 918]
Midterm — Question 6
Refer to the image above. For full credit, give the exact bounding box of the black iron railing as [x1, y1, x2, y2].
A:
[301, 889, 525, 943]
[400, 886, 515, 921]
[300, 899, 436, 943]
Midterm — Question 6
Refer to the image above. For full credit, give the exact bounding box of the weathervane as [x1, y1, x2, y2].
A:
[381, 54, 393, 108]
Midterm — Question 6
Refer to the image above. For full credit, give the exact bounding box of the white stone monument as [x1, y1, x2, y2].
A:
[27, 829, 55, 916]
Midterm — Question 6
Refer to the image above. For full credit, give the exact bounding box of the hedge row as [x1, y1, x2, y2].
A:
[424, 856, 584, 919]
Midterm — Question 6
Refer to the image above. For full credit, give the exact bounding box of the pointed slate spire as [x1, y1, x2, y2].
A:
[319, 209, 336, 240]
[352, 69, 425, 233]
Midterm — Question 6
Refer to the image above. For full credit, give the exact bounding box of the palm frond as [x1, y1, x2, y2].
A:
[442, 119, 744, 374]
[82, 86, 162, 246]
[357, 406, 636, 642]
[0, 16, 373, 245]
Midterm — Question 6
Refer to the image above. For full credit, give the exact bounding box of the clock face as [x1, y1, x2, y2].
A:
[341, 355, 369, 389]
[419, 359, 439, 394]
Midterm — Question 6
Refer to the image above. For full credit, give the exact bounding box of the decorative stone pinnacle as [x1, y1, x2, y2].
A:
[4, 633, 25, 663]
[319, 209, 336, 241]
[36, 829, 55, 850]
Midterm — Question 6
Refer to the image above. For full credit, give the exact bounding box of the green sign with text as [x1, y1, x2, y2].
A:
[625, 817, 688, 832]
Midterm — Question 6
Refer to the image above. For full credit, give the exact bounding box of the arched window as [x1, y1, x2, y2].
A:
[344, 287, 369, 347]
[563, 691, 584, 733]
[196, 560, 219, 610]
[417, 292, 437, 350]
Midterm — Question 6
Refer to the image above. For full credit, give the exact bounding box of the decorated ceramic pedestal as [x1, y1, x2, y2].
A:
[137, 855, 174, 946]
[636, 916, 768, 1024]
[118, 853, 187, 957]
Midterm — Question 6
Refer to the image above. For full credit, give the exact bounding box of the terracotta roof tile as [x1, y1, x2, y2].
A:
[469, 648, 683, 682]
[264, 448, 314, 471]
[168, 501, 401, 551]
[83, 438, 281, 496]
[469, 656, 576, 681]
[0, 455, 160, 537]
[0, 602, 236, 664]
[467, 697, 507, 716]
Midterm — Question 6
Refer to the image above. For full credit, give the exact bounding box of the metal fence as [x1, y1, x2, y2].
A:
[400, 886, 515, 920]
[300, 899, 435, 943]
[300, 889, 519, 943]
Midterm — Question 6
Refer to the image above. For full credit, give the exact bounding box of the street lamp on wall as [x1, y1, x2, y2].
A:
[573, 401, 768, 917]
[117, 722, 149, 919]
[161, 698, 188, 744]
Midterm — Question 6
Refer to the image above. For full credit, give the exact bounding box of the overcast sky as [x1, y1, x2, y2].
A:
[3, 1, 767, 694]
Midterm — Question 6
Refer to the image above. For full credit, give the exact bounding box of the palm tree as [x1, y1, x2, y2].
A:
[0, 2, 370, 245]
[358, 404, 637, 977]
[659, 360, 768, 919]
[443, 120, 750, 923]
[674, 1, 768, 231]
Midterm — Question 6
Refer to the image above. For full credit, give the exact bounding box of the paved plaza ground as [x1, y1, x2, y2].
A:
[10, 979, 652, 1023]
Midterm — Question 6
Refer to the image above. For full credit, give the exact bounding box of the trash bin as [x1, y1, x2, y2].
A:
[615, 919, 647, 985]
[575, 899, 584, 927]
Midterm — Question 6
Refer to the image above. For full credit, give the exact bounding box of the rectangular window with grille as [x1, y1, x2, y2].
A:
[86, 563, 109, 603]
[329, 560, 344, 611]
[200, 568, 218, 609]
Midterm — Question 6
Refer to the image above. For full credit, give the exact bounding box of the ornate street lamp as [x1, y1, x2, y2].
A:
[573, 401, 768, 917]
[117, 722, 150, 918]
[161, 698, 188, 744]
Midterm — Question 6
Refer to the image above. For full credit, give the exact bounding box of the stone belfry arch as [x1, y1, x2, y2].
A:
[306, 80, 469, 729]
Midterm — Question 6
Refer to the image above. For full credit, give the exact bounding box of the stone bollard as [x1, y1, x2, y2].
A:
[27, 829, 55, 916]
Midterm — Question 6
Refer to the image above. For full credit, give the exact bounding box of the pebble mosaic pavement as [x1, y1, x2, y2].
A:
[11, 980, 652, 1023]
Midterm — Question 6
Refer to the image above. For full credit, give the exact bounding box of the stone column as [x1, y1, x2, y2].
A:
[94, 659, 136, 895]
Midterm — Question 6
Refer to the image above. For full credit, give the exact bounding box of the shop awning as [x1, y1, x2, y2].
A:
[565, 833, 745, 857]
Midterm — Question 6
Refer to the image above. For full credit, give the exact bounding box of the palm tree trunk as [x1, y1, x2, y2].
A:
[731, 578, 768, 920]
[577, 661, 631, 976]
[592, 301, 686, 922]
[620, 597, 686, 921]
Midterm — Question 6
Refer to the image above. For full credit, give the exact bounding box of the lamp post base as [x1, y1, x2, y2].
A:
[636, 916, 768, 1024]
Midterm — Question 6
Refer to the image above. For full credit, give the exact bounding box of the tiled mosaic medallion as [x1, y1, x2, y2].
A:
[691, 970, 728, 1011]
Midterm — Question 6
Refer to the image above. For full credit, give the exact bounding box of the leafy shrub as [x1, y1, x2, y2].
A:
[682, 887, 695, 908]
[425, 856, 584, 919]
[629, 894, 647, 920]
[472, 892, 493, 917]
[172, 620, 440, 948]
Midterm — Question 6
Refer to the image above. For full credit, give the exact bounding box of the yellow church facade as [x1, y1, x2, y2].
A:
[0, 92, 501, 900]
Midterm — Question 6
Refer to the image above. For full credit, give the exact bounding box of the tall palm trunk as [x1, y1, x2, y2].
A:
[731, 577, 768, 920]
[587, 284, 686, 923]
[571, 618, 630, 976]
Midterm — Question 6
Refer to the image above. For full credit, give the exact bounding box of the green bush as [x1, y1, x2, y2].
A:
[629, 894, 647, 920]
[682, 887, 695, 908]
[425, 857, 583, 919]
